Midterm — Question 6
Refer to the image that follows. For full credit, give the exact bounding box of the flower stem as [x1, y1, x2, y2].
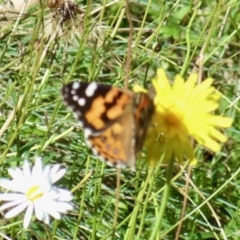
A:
[149, 158, 174, 240]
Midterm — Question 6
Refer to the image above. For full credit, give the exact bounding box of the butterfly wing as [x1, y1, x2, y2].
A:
[62, 82, 136, 168]
[87, 110, 135, 168]
[133, 92, 155, 153]
[62, 82, 134, 131]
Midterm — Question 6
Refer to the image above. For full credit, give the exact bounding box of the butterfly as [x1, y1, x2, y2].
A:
[61, 82, 155, 169]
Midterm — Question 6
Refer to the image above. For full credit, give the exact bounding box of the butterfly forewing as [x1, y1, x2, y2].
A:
[62, 82, 133, 132]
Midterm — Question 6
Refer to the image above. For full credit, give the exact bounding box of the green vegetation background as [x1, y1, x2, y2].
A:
[0, 0, 239, 239]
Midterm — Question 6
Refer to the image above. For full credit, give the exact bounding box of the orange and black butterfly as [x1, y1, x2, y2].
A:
[62, 82, 154, 169]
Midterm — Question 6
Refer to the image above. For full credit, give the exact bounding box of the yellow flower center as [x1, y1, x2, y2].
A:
[26, 185, 44, 201]
[156, 108, 188, 140]
[164, 110, 182, 128]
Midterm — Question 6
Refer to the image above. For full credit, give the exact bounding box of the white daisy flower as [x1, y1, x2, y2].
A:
[0, 157, 73, 229]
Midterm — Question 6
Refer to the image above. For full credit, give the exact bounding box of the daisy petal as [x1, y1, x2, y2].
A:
[51, 168, 66, 183]
[42, 211, 50, 225]
[23, 203, 34, 229]
[5, 201, 29, 218]
[0, 194, 26, 205]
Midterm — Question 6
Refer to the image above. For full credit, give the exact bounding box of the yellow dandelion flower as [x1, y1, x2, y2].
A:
[140, 69, 232, 166]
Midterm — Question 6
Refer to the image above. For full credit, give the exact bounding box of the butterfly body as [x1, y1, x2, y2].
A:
[62, 82, 154, 169]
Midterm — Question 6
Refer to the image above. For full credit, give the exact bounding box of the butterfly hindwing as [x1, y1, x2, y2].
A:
[133, 92, 155, 153]
[86, 110, 135, 168]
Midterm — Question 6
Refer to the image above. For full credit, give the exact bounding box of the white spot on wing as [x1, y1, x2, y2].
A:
[91, 148, 99, 156]
[71, 89, 76, 95]
[73, 112, 78, 119]
[116, 162, 130, 169]
[63, 92, 69, 98]
[73, 95, 79, 101]
[64, 87, 70, 93]
[78, 98, 86, 106]
[85, 82, 97, 97]
[75, 110, 82, 116]
[72, 82, 80, 89]
[78, 121, 83, 127]
[84, 129, 92, 138]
